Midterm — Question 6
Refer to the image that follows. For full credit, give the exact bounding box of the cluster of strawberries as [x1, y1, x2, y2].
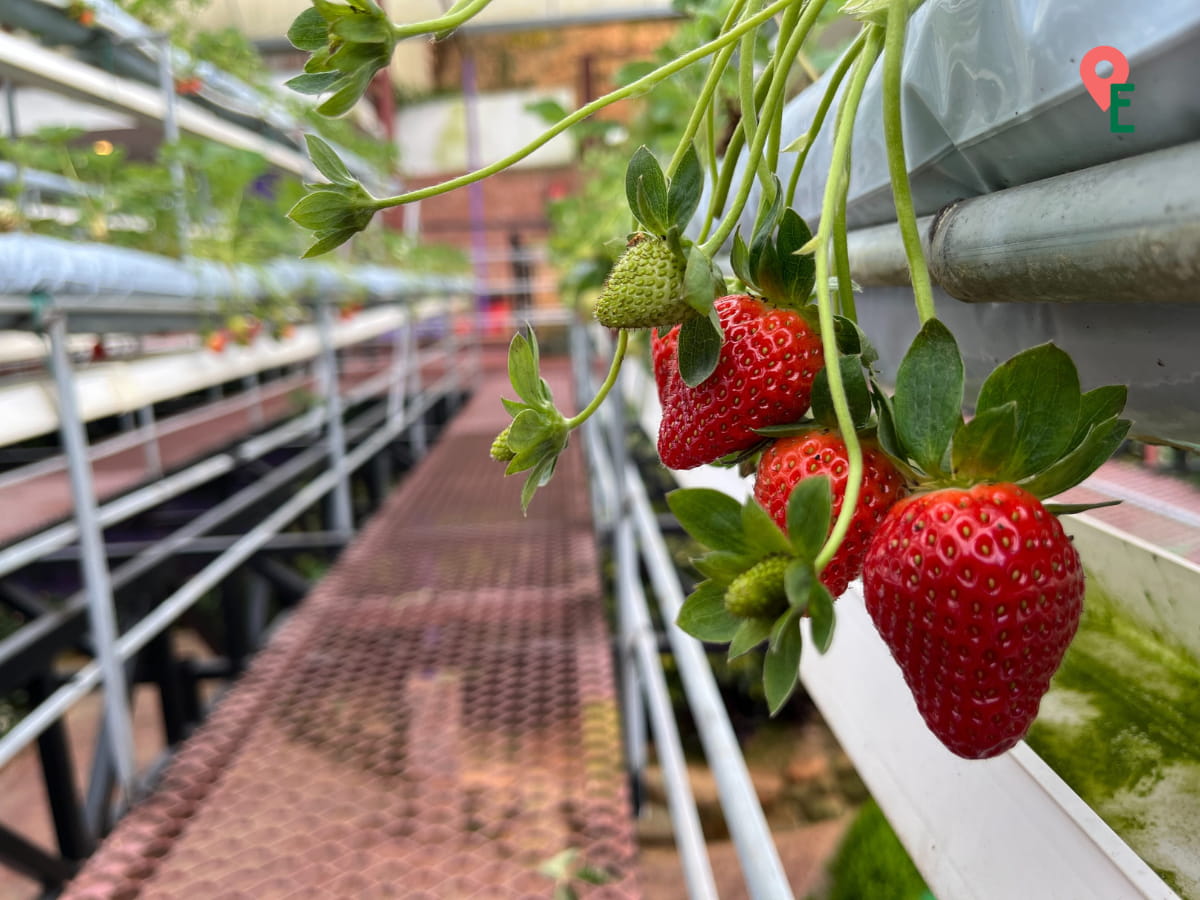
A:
[647, 288, 1127, 760]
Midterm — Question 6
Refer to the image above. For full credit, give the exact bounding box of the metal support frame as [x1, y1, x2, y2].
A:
[135, 405, 162, 478]
[45, 310, 136, 805]
[317, 299, 354, 534]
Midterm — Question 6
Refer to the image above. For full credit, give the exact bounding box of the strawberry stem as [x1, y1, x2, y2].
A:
[391, 0, 494, 40]
[564, 330, 630, 430]
[811, 25, 884, 575]
[373, 0, 798, 212]
[882, 0, 937, 324]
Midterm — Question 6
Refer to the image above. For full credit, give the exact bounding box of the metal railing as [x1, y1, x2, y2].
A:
[569, 320, 795, 900]
[0, 292, 476, 892]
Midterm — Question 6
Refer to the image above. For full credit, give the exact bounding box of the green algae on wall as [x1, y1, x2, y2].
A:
[1028, 586, 1200, 898]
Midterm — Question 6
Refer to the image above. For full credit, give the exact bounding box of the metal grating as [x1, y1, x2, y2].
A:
[61, 362, 640, 899]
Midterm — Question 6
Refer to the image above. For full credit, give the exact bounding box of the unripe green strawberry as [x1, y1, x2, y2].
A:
[595, 234, 691, 329]
[490, 424, 515, 461]
[725, 555, 790, 619]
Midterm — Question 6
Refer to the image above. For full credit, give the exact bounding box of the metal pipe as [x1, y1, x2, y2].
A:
[406, 316, 427, 457]
[616, 517, 719, 900]
[846, 141, 1200, 304]
[154, 34, 189, 256]
[317, 300, 353, 534]
[45, 311, 136, 803]
[135, 405, 162, 478]
[627, 472, 795, 900]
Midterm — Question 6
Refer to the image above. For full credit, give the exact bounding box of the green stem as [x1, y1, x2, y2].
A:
[665, 0, 750, 179]
[882, 0, 936, 324]
[374, 0, 798, 211]
[832, 199, 856, 321]
[391, 0, 494, 39]
[812, 26, 883, 575]
[784, 29, 866, 209]
[701, 0, 832, 255]
[565, 330, 629, 429]
[737, 0, 767, 188]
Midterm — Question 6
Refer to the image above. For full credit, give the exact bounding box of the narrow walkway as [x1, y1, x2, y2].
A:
[61, 360, 640, 899]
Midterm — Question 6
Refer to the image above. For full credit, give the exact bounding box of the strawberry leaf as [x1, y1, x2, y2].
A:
[520, 453, 558, 514]
[774, 209, 815, 308]
[288, 7, 330, 50]
[784, 558, 816, 613]
[305, 133, 356, 187]
[893, 318, 963, 477]
[871, 383, 903, 461]
[786, 476, 832, 560]
[301, 227, 358, 258]
[764, 609, 803, 716]
[951, 402, 1018, 482]
[728, 616, 774, 660]
[286, 72, 342, 95]
[625, 146, 669, 235]
[677, 580, 741, 642]
[1018, 415, 1131, 500]
[666, 144, 703, 232]
[1069, 385, 1128, 451]
[810, 356, 872, 431]
[667, 488, 747, 553]
[692, 550, 756, 586]
[750, 174, 783, 251]
[808, 583, 836, 653]
[975, 343, 1081, 481]
[507, 408, 554, 450]
[741, 498, 793, 558]
[677, 315, 722, 388]
[507, 332, 542, 406]
[683, 246, 720, 318]
[1044, 500, 1123, 515]
[833, 316, 878, 366]
[317, 67, 375, 117]
[731, 231, 755, 290]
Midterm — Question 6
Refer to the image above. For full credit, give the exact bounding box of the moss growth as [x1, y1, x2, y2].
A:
[819, 800, 931, 900]
[1028, 587, 1200, 897]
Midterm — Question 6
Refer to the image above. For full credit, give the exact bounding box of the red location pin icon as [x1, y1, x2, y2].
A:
[1080, 46, 1130, 111]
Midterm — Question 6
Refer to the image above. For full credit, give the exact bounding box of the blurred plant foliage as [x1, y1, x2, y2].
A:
[544, 0, 852, 298]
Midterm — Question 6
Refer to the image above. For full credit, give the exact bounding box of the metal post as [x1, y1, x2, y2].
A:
[607, 370, 647, 799]
[242, 372, 264, 428]
[45, 311, 136, 805]
[387, 315, 408, 421]
[317, 300, 354, 533]
[245, 569, 271, 651]
[406, 315, 427, 457]
[136, 405, 162, 478]
[3, 78, 25, 218]
[155, 35, 189, 256]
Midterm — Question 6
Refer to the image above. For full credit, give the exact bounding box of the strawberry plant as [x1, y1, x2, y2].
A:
[285, 0, 1132, 757]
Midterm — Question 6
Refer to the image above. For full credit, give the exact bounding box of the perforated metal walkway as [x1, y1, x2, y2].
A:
[61, 360, 641, 899]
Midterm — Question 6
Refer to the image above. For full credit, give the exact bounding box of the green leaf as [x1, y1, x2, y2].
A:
[677, 314, 722, 388]
[667, 488, 747, 553]
[810, 356, 872, 431]
[288, 7, 330, 50]
[683, 246, 719, 318]
[285, 72, 342, 95]
[625, 146, 669, 234]
[750, 174, 783, 251]
[871, 383, 903, 461]
[764, 609, 803, 716]
[730, 231, 754, 289]
[692, 550, 755, 586]
[330, 12, 392, 42]
[833, 316, 878, 366]
[305, 134, 355, 186]
[500, 397, 527, 417]
[728, 616, 774, 660]
[575, 866, 612, 886]
[507, 332, 542, 406]
[676, 581, 741, 642]
[508, 408, 553, 450]
[667, 144, 703, 231]
[974, 343, 1081, 481]
[1019, 416, 1131, 500]
[301, 228, 357, 258]
[1044, 500, 1122, 515]
[951, 402, 1018, 481]
[808, 583, 836, 653]
[892, 318, 963, 476]
[741, 498, 793, 558]
[520, 452, 558, 514]
[288, 189, 358, 230]
[786, 476, 832, 560]
[317, 66, 375, 117]
[774, 209, 816, 306]
[753, 422, 816, 438]
[1070, 385, 1127, 451]
[784, 558, 816, 613]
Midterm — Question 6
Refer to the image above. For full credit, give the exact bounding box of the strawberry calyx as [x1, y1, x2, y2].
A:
[668, 478, 838, 716]
[878, 318, 1131, 509]
[730, 206, 817, 314]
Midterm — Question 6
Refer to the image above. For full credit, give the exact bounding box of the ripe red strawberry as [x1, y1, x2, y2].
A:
[653, 295, 824, 469]
[755, 429, 907, 597]
[862, 483, 1084, 759]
